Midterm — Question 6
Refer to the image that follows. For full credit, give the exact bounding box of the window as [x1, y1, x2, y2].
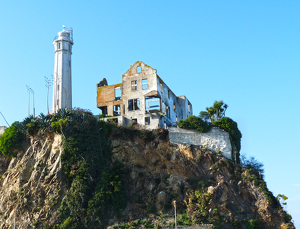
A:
[128, 99, 140, 111]
[145, 97, 160, 113]
[145, 117, 150, 125]
[58, 43, 61, 49]
[142, 79, 148, 90]
[115, 87, 121, 100]
[173, 104, 176, 111]
[166, 105, 170, 118]
[99, 106, 107, 116]
[69, 61, 71, 67]
[131, 80, 137, 91]
[137, 66, 141, 73]
[132, 118, 137, 124]
[160, 83, 163, 92]
[168, 90, 170, 99]
[123, 105, 125, 114]
[113, 105, 120, 116]
[188, 104, 191, 113]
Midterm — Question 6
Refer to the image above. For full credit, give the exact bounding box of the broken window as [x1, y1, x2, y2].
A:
[166, 105, 170, 118]
[145, 117, 150, 125]
[137, 66, 141, 73]
[128, 99, 140, 111]
[142, 79, 148, 90]
[115, 87, 121, 100]
[113, 105, 120, 116]
[145, 97, 160, 113]
[131, 80, 137, 91]
[99, 106, 107, 116]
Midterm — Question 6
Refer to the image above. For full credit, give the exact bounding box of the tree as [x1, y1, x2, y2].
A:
[199, 100, 228, 123]
[0, 123, 22, 157]
[240, 154, 264, 178]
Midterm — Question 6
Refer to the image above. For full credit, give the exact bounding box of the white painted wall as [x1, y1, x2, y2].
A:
[52, 26, 73, 112]
[0, 126, 7, 135]
[169, 127, 233, 160]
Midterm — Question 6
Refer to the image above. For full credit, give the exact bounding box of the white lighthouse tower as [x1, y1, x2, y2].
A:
[52, 25, 73, 113]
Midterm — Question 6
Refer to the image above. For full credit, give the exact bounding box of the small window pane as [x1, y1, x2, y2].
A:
[131, 80, 137, 91]
[142, 79, 148, 90]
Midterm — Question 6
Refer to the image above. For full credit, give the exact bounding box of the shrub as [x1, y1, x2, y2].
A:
[0, 124, 22, 157]
[178, 116, 211, 133]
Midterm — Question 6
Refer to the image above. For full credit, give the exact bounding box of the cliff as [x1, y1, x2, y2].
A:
[0, 112, 295, 229]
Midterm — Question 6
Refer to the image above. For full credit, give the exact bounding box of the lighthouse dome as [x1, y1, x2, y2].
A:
[58, 25, 70, 40]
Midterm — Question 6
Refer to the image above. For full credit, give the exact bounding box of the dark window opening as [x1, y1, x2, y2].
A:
[142, 79, 148, 90]
[113, 105, 120, 116]
[99, 106, 107, 116]
[137, 66, 141, 73]
[145, 97, 160, 113]
[115, 87, 121, 100]
[132, 118, 137, 125]
[166, 105, 170, 118]
[128, 99, 140, 111]
[145, 117, 150, 125]
[131, 80, 137, 91]
[123, 105, 125, 114]
[168, 90, 171, 99]
[58, 43, 61, 49]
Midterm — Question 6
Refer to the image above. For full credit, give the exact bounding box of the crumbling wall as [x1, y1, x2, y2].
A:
[0, 126, 7, 135]
[168, 127, 232, 159]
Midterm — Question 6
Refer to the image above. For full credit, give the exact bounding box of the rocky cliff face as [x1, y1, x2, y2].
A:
[0, 126, 294, 229]
[0, 133, 65, 228]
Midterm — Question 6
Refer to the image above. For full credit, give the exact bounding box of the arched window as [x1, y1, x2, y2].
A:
[137, 66, 141, 73]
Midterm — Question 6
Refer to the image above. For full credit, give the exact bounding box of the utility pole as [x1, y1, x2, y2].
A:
[14, 208, 16, 229]
[31, 88, 35, 118]
[45, 76, 52, 115]
[26, 85, 31, 117]
[173, 200, 177, 229]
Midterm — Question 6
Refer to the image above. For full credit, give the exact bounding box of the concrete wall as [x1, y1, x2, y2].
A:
[0, 126, 7, 135]
[169, 127, 232, 159]
[96, 61, 193, 129]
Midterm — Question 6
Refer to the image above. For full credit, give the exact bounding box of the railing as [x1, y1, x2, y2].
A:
[53, 27, 73, 42]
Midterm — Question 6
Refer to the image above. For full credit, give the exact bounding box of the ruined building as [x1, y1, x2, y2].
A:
[96, 61, 193, 129]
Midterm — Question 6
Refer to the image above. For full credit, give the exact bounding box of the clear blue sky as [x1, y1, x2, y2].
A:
[0, 1, 299, 226]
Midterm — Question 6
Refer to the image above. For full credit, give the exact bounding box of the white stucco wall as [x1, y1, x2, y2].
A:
[0, 126, 7, 135]
[168, 127, 232, 159]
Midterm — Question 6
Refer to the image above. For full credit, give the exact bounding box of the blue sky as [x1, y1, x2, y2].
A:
[0, 0, 299, 226]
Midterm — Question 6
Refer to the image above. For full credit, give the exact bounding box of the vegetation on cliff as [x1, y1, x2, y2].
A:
[178, 100, 242, 163]
[0, 108, 294, 228]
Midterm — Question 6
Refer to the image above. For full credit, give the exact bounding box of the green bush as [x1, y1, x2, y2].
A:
[0, 124, 22, 157]
[214, 117, 242, 163]
[178, 116, 211, 133]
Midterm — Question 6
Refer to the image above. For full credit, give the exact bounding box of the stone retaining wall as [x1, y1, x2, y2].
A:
[168, 127, 232, 159]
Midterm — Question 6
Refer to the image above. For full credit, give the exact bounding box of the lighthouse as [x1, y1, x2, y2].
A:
[52, 25, 73, 113]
